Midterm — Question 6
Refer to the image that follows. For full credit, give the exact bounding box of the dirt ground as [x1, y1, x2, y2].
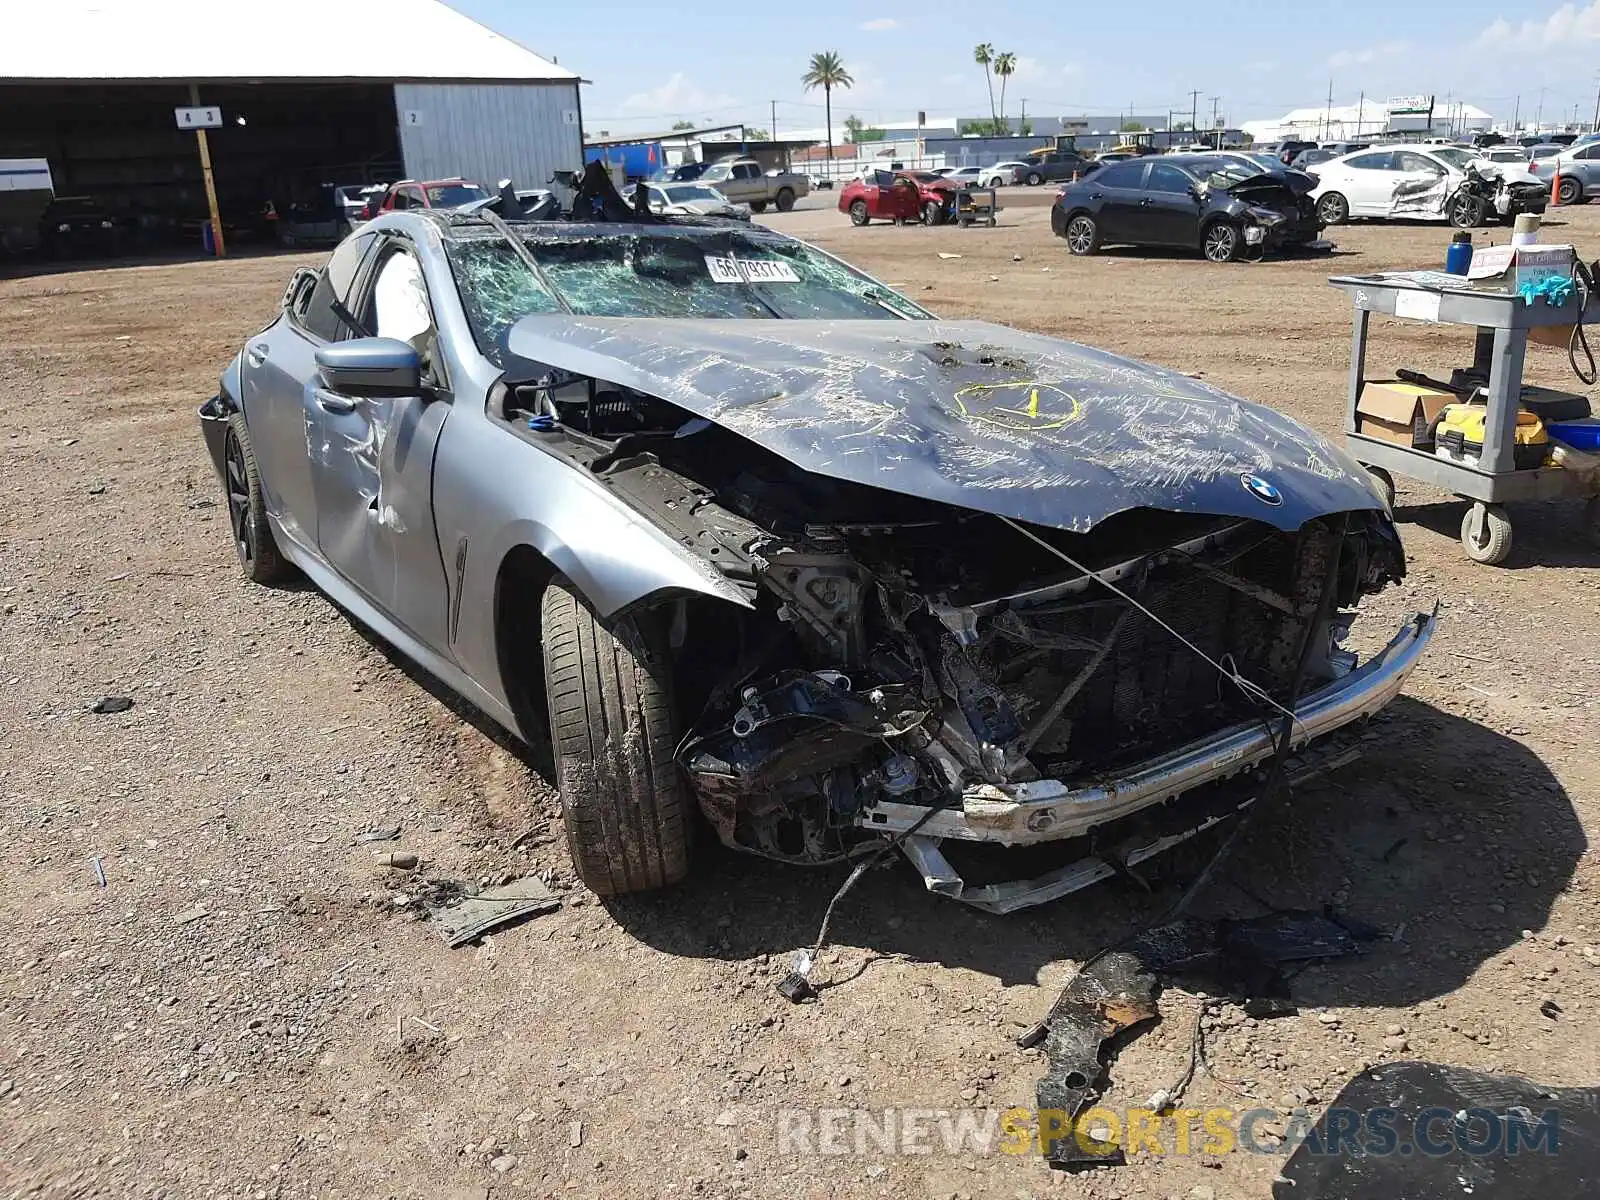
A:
[4, 202, 1600, 1200]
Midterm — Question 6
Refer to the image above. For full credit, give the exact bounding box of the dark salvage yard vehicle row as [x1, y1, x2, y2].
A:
[199, 199, 1434, 911]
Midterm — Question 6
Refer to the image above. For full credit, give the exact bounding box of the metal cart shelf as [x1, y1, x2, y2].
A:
[1329, 269, 1600, 564]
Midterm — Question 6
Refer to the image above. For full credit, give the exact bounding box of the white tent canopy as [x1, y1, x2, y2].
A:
[1242, 99, 1493, 144]
[0, 0, 577, 83]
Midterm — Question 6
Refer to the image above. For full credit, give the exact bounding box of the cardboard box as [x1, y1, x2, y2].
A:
[1356, 380, 1455, 446]
[1466, 243, 1576, 293]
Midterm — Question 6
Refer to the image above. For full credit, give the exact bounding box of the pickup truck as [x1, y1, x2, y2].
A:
[697, 158, 809, 213]
[1019, 150, 1099, 186]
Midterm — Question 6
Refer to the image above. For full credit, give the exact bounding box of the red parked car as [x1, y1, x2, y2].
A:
[359, 178, 492, 220]
[838, 170, 957, 226]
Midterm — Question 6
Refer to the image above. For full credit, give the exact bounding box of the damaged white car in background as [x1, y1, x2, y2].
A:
[1307, 144, 1547, 227]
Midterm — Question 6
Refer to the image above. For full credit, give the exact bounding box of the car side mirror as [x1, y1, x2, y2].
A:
[314, 338, 422, 396]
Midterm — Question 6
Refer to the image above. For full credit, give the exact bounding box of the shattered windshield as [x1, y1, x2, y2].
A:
[1187, 158, 1267, 188]
[1429, 147, 1475, 170]
[446, 227, 931, 365]
[661, 185, 724, 204]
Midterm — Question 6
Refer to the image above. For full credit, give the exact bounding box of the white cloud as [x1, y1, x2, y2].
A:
[1327, 39, 1409, 69]
[1004, 56, 1081, 83]
[1475, 1, 1600, 48]
[859, 17, 899, 31]
[619, 72, 740, 117]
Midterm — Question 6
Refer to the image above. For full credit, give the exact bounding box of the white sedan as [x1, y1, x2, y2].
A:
[1306, 144, 1544, 225]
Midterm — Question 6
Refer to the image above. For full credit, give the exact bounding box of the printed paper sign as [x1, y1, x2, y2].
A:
[1394, 290, 1441, 322]
[705, 256, 800, 284]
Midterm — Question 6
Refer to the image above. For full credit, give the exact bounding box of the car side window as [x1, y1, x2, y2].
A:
[1094, 162, 1144, 188]
[299, 233, 375, 342]
[1147, 163, 1193, 194]
[1346, 151, 1395, 171]
[1577, 146, 1600, 160]
[734, 163, 758, 180]
[1397, 151, 1443, 174]
[358, 243, 445, 389]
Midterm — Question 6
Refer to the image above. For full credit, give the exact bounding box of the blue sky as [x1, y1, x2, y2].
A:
[456, 0, 1600, 134]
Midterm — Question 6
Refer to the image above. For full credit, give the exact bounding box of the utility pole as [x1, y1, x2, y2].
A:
[770, 99, 777, 141]
[1356, 90, 1364, 137]
[1188, 89, 1200, 133]
[1209, 96, 1221, 148]
[1323, 78, 1333, 142]
[1535, 86, 1546, 131]
[1511, 94, 1520, 133]
[1592, 73, 1599, 132]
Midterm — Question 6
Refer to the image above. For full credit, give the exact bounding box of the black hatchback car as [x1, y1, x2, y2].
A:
[1050, 154, 1323, 262]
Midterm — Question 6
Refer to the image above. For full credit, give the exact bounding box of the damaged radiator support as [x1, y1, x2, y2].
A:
[673, 505, 1406, 905]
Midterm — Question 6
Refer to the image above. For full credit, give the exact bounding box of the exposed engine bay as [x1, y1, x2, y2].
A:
[502, 366, 1413, 900]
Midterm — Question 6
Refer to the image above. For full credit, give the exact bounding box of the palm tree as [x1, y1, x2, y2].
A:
[994, 52, 1016, 127]
[974, 43, 996, 124]
[801, 51, 854, 162]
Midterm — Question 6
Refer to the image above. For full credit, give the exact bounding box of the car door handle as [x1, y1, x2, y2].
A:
[314, 388, 358, 415]
[246, 343, 269, 368]
[1139, 198, 1154, 205]
[1089, 192, 1103, 200]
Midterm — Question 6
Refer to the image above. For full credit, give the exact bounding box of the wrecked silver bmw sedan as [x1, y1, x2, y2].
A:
[199, 186, 1433, 910]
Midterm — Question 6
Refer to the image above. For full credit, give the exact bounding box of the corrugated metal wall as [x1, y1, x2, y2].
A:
[393, 81, 581, 190]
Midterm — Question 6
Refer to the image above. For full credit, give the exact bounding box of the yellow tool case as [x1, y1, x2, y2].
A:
[1434, 402, 1549, 470]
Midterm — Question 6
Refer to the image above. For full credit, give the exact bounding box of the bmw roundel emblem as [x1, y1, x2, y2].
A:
[1241, 473, 1282, 505]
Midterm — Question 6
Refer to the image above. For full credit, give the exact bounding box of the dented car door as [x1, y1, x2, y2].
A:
[245, 233, 376, 552]
[308, 238, 451, 643]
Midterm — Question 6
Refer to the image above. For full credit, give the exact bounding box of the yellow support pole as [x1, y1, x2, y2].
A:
[189, 83, 225, 257]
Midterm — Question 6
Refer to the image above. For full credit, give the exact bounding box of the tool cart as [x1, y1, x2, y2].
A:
[952, 186, 1000, 228]
[1330, 269, 1600, 565]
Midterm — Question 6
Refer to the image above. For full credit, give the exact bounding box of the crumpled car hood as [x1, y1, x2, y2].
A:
[507, 316, 1384, 533]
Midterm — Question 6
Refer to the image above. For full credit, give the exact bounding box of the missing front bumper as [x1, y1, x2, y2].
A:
[864, 609, 1434, 899]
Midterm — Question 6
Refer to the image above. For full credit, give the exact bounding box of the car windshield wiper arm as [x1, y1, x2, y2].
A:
[330, 296, 373, 339]
[861, 288, 914, 319]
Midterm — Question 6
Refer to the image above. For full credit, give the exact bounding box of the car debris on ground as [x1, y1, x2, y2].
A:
[428, 876, 562, 948]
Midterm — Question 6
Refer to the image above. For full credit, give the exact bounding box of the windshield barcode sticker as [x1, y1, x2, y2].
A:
[705, 256, 800, 284]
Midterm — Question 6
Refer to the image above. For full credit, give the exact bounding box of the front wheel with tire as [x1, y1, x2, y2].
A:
[1460, 502, 1513, 565]
[1449, 193, 1487, 228]
[222, 413, 293, 585]
[541, 579, 691, 896]
[1064, 213, 1099, 255]
[1317, 192, 1349, 225]
[749, 200, 768, 214]
[1202, 220, 1242, 263]
[1025, 171, 1043, 187]
[775, 187, 795, 212]
[849, 200, 869, 226]
[1558, 177, 1582, 206]
[922, 200, 944, 226]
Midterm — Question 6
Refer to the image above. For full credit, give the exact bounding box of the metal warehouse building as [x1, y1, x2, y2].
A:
[0, 0, 581, 245]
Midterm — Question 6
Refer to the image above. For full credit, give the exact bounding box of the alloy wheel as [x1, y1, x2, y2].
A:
[1066, 216, 1096, 254]
[224, 430, 255, 569]
[1203, 223, 1238, 262]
